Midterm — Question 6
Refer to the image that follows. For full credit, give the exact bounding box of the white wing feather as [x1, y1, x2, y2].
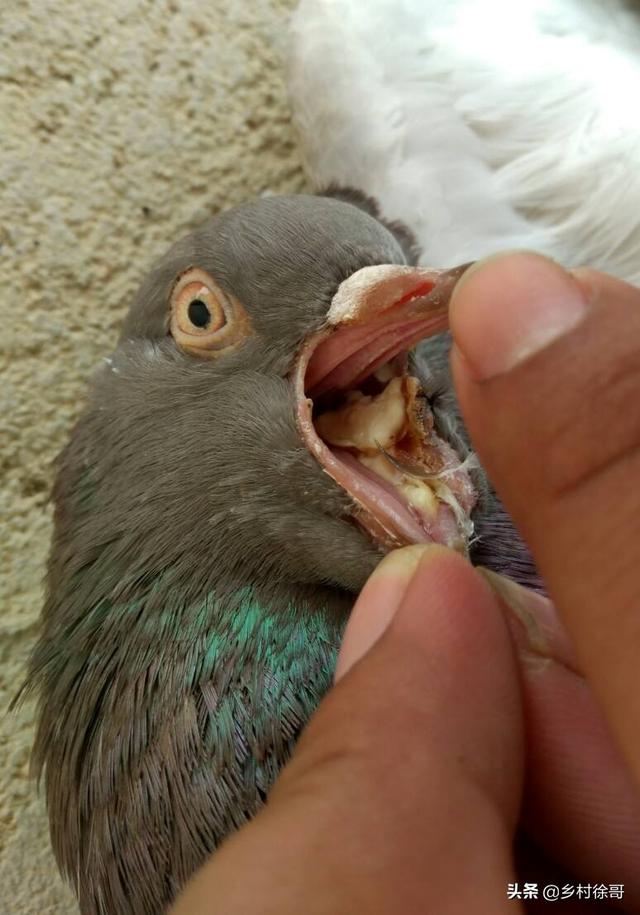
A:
[288, 0, 640, 283]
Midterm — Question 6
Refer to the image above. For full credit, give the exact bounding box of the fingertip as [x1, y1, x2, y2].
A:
[391, 546, 505, 663]
[334, 544, 443, 682]
[450, 252, 587, 380]
[389, 548, 524, 818]
[339, 544, 524, 819]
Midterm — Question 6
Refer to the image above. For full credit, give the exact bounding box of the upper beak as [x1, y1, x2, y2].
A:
[304, 262, 472, 397]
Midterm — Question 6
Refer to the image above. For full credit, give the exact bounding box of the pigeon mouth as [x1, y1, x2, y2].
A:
[293, 264, 478, 552]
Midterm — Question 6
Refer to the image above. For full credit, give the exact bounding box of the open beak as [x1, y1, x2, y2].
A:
[293, 263, 478, 552]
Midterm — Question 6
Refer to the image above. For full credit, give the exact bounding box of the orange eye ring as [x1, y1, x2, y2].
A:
[169, 267, 252, 358]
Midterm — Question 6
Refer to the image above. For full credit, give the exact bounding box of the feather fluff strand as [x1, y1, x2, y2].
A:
[288, 0, 640, 283]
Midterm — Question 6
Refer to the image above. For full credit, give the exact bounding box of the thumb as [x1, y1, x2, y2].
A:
[450, 253, 640, 782]
[171, 546, 524, 915]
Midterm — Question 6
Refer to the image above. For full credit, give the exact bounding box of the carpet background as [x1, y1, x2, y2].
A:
[0, 1, 305, 910]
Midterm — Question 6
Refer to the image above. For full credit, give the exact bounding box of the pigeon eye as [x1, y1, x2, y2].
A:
[169, 267, 252, 358]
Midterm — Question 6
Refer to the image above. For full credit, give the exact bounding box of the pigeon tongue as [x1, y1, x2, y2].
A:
[293, 262, 478, 552]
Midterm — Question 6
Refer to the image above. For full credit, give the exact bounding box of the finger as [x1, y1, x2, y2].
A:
[449, 254, 640, 782]
[484, 574, 640, 907]
[523, 645, 640, 908]
[171, 546, 524, 915]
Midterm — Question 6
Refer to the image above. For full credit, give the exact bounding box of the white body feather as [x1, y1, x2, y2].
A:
[288, 0, 640, 283]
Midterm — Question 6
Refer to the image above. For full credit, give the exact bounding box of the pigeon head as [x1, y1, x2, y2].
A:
[57, 192, 477, 611]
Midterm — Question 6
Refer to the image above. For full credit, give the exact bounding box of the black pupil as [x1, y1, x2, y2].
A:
[188, 299, 211, 328]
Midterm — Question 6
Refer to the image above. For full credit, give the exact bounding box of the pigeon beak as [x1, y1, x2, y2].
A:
[293, 262, 477, 552]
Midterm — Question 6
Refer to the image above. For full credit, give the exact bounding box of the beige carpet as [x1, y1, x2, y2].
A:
[0, 1, 305, 910]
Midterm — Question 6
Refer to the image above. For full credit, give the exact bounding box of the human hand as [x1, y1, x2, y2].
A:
[171, 254, 640, 914]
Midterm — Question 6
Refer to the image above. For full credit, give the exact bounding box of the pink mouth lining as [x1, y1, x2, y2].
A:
[334, 448, 465, 547]
[306, 313, 447, 397]
[293, 264, 476, 551]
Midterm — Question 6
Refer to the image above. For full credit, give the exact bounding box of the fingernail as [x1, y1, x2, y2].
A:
[450, 252, 588, 379]
[477, 568, 579, 673]
[334, 544, 435, 682]
[477, 567, 549, 655]
[369, 543, 434, 580]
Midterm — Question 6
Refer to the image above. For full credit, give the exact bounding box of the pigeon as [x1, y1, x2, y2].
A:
[21, 189, 536, 914]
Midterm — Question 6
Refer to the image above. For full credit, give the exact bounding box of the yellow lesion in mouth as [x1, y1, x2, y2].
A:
[358, 453, 440, 518]
[314, 372, 445, 521]
[315, 375, 408, 452]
